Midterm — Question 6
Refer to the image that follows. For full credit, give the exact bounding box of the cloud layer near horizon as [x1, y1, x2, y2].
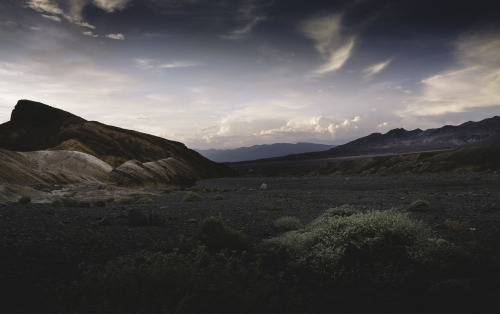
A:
[0, 0, 499, 149]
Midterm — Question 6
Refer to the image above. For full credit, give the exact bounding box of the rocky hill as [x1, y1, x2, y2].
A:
[0, 100, 235, 191]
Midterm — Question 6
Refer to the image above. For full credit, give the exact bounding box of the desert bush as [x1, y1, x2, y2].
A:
[213, 194, 224, 200]
[273, 216, 301, 232]
[70, 247, 277, 314]
[407, 199, 430, 211]
[196, 216, 248, 253]
[183, 191, 202, 202]
[260, 206, 462, 289]
[444, 219, 471, 233]
[116, 196, 135, 205]
[51, 196, 78, 207]
[117, 194, 154, 205]
[18, 196, 31, 204]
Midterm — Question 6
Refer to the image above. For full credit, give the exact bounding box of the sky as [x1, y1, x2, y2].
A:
[0, 0, 499, 149]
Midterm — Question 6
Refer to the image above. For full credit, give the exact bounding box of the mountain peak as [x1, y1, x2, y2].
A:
[10, 99, 85, 127]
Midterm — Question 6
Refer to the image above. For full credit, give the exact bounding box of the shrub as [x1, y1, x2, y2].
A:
[116, 194, 154, 205]
[261, 206, 458, 289]
[213, 194, 224, 200]
[407, 199, 430, 211]
[273, 216, 301, 232]
[51, 196, 78, 207]
[18, 196, 31, 204]
[73, 229, 108, 248]
[196, 216, 248, 253]
[116, 196, 135, 205]
[183, 191, 202, 202]
[70, 247, 277, 314]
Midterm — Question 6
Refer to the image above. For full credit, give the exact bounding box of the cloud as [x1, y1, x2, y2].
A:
[26, 0, 63, 15]
[362, 59, 391, 80]
[160, 61, 200, 68]
[315, 39, 355, 75]
[219, 16, 267, 40]
[26, 0, 129, 31]
[402, 33, 500, 116]
[92, 0, 132, 12]
[41, 14, 62, 22]
[83, 30, 98, 37]
[26, 0, 97, 29]
[258, 115, 362, 139]
[301, 14, 355, 76]
[105, 33, 125, 40]
[135, 59, 200, 70]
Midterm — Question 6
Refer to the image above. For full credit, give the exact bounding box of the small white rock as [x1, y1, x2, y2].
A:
[260, 183, 268, 190]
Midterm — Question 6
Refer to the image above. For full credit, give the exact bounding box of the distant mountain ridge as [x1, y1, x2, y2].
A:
[274, 116, 500, 161]
[196, 142, 336, 162]
[0, 100, 235, 187]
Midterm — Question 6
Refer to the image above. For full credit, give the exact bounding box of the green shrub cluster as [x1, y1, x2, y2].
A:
[51, 196, 78, 207]
[260, 206, 464, 287]
[273, 216, 301, 232]
[407, 199, 430, 211]
[196, 216, 248, 253]
[116, 193, 154, 205]
[18, 196, 31, 204]
[71, 247, 277, 314]
[183, 191, 202, 202]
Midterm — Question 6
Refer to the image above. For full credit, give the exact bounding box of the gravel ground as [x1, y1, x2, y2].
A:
[1, 173, 500, 312]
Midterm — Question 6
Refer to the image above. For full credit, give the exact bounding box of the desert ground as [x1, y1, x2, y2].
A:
[1, 172, 499, 313]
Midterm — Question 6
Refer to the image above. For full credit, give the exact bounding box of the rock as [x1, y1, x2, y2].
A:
[260, 183, 268, 190]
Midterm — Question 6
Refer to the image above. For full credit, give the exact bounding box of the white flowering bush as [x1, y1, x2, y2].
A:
[261, 205, 459, 288]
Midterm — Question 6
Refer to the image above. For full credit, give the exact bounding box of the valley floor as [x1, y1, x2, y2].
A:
[1, 172, 499, 313]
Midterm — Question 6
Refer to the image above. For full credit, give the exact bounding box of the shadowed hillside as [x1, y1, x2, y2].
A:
[0, 100, 235, 180]
[229, 143, 500, 177]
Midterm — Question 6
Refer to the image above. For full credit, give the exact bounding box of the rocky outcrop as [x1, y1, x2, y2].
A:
[0, 148, 112, 185]
[0, 99, 236, 178]
[109, 158, 198, 187]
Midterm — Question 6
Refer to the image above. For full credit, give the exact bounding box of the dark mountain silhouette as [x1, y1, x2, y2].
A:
[196, 142, 335, 162]
[0, 100, 235, 181]
[273, 116, 500, 161]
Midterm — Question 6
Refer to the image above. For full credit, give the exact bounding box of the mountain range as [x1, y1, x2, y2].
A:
[228, 116, 500, 176]
[266, 116, 500, 162]
[196, 142, 335, 162]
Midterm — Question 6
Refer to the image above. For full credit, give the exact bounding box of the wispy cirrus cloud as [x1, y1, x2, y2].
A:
[26, 0, 96, 29]
[301, 14, 355, 76]
[402, 33, 500, 116]
[41, 14, 62, 22]
[93, 0, 132, 12]
[26, 0, 63, 15]
[26, 0, 130, 33]
[362, 59, 391, 80]
[219, 16, 267, 40]
[135, 58, 201, 70]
